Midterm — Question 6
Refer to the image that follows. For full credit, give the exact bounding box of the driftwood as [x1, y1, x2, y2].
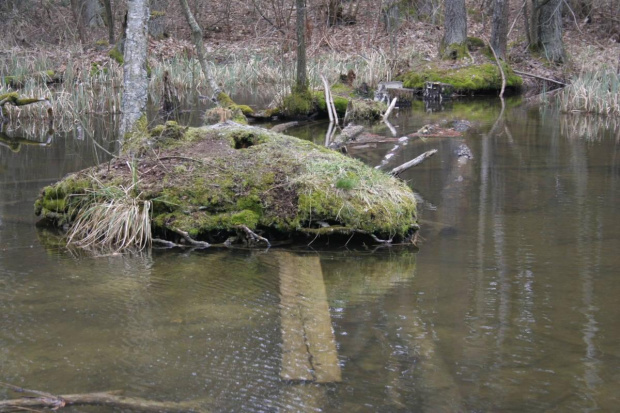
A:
[277, 252, 342, 383]
[383, 97, 397, 120]
[390, 149, 438, 176]
[329, 124, 365, 150]
[0, 383, 203, 412]
[271, 121, 299, 133]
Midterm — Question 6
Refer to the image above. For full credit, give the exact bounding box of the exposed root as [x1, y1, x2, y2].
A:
[237, 225, 271, 247]
[168, 227, 210, 248]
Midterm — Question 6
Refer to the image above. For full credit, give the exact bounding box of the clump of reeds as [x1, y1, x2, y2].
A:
[67, 182, 152, 252]
[560, 70, 620, 116]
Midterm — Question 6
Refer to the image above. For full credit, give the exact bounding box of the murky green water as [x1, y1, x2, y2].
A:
[1, 102, 619, 412]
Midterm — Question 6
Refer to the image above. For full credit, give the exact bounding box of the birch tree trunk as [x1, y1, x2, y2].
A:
[119, 0, 150, 138]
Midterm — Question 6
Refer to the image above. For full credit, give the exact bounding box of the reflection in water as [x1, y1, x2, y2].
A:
[2, 104, 620, 411]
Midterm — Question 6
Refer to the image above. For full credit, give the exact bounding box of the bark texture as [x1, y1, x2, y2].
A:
[102, 0, 115, 43]
[491, 0, 509, 59]
[119, 0, 150, 138]
[528, 0, 565, 63]
[295, 0, 308, 92]
[441, 0, 468, 59]
[149, 0, 166, 38]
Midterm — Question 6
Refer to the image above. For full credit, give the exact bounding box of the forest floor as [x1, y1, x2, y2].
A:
[1, 2, 619, 106]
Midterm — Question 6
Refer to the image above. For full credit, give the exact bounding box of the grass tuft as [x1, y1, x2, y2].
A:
[66, 181, 152, 252]
[560, 70, 620, 116]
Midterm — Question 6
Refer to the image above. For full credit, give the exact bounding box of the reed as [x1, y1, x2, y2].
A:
[560, 70, 620, 116]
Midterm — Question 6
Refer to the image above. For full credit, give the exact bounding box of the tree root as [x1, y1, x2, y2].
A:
[167, 227, 210, 248]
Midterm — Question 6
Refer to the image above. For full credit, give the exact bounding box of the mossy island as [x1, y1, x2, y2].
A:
[34, 122, 418, 249]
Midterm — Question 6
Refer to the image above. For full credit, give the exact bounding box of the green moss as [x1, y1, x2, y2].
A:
[108, 47, 124, 65]
[36, 125, 418, 246]
[467, 37, 485, 50]
[440, 41, 468, 60]
[283, 89, 314, 116]
[401, 63, 523, 94]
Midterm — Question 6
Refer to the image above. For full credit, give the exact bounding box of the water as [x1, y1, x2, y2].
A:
[1, 101, 619, 412]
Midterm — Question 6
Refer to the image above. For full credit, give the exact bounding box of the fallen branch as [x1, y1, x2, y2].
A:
[0, 383, 203, 412]
[513, 70, 568, 86]
[390, 149, 438, 176]
[383, 97, 398, 120]
[271, 121, 299, 133]
[320, 75, 334, 123]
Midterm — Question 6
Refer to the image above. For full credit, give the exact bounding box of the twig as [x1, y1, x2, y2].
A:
[482, 35, 506, 98]
[168, 227, 210, 248]
[508, 0, 527, 38]
[390, 149, 438, 176]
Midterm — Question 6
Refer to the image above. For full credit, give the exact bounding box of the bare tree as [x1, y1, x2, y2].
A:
[295, 0, 308, 93]
[440, 0, 468, 59]
[119, 0, 150, 138]
[491, 0, 509, 59]
[179, 0, 223, 101]
[149, 0, 166, 38]
[102, 0, 115, 44]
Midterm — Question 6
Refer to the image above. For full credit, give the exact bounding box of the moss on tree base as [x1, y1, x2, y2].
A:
[35, 122, 418, 248]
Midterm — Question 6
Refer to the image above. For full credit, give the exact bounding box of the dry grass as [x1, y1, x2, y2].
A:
[67, 181, 152, 252]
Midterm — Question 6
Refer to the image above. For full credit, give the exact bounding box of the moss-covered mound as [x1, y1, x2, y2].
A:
[34, 122, 418, 247]
[401, 63, 523, 94]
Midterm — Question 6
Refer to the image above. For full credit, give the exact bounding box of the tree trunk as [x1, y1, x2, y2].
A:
[295, 0, 308, 93]
[179, 0, 222, 99]
[82, 0, 104, 27]
[70, 0, 88, 45]
[119, 0, 150, 138]
[149, 0, 166, 38]
[528, 0, 565, 63]
[102, 0, 115, 44]
[440, 0, 468, 59]
[491, 0, 508, 59]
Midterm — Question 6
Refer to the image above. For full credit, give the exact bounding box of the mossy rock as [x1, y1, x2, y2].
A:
[35, 123, 418, 247]
[400, 63, 523, 94]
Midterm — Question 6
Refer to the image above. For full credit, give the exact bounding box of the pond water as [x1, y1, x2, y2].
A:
[1, 100, 619, 412]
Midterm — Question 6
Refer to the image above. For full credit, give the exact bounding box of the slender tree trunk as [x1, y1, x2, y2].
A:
[491, 0, 509, 59]
[119, 0, 150, 138]
[440, 0, 468, 59]
[70, 0, 88, 45]
[295, 0, 308, 93]
[102, 0, 115, 44]
[528, 0, 565, 63]
[179, 0, 222, 99]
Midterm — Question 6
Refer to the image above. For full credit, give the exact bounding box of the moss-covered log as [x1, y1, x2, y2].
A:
[2, 71, 61, 88]
[400, 63, 523, 95]
[34, 122, 418, 249]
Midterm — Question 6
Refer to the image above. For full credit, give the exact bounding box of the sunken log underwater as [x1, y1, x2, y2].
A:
[34, 122, 418, 249]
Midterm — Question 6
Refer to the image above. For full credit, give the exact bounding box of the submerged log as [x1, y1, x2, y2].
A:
[390, 149, 438, 176]
[329, 124, 364, 150]
[0, 383, 203, 412]
[278, 252, 342, 383]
